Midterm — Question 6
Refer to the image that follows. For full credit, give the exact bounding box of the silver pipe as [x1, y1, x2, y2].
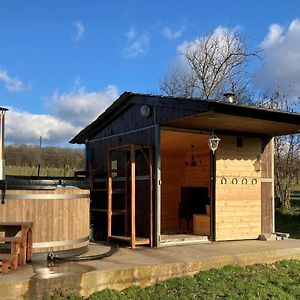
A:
[87, 125, 156, 143]
[0, 112, 4, 160]
[0, 111, 5, 180]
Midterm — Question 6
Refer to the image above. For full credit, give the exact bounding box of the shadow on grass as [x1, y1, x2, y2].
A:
[276, 209, 300, 239]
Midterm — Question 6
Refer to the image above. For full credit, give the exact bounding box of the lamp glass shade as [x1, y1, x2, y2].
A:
[253, 157, 261, 172]
[208, 133, 220, 154]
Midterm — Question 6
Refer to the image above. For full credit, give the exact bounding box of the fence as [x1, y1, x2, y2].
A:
[4, 144, 85, 178]
[5, 165, 77, 177]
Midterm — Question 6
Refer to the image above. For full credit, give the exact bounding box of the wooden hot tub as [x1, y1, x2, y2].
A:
[0, 180, 90, 260]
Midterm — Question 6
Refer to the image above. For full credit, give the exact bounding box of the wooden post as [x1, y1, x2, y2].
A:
[149, 147, 153, 247]
[271, 138, 275, 232]
[19, 229, 27, 266]
[124, 151, 129, 236]
[130, 145, 136, 248]
[1, 258, 9, 274]
[261, 137, 274, 234]
[27, 226, 33, 262]
[107, 150, 112, 238]
[209, 151, 216, 241]
[11, 241, 19, 269]
[154, 125, 161, 246]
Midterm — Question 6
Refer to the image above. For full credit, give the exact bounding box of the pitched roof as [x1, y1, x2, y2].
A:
[70, 92, 300, 144]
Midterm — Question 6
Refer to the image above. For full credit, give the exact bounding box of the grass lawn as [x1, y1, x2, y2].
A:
[45, 260, 300, 300]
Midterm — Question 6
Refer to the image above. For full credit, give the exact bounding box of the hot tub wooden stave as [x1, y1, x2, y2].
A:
[0, 187, 90, 256]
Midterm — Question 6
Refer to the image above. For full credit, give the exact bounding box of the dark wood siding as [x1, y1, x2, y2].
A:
[88, 128, 155, 241]
[91, 104, 155, 140]
[88, 127, 155, 172]
[88, 98, 207, 142]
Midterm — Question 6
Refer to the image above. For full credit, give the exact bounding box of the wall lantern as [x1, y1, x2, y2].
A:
[208, 133, 220, 154]
[253, 156, 261, 172]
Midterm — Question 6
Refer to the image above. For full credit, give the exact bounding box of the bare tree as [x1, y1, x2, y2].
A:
[161, 27, 299, 210]
[160, 64, 197, 98]
[274, 134, 300, 209]
[161, 28, 260, 102]
[257, 88, 300, 210]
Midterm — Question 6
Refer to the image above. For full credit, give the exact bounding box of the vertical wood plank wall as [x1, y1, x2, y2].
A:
[261, 137, 274, 234]
[215, 136, 262, 241]
[88, 128, 155, 172]
[160, 130, 210, 232]
[0, 188, 90, 253]
[88, 129, 155, 243]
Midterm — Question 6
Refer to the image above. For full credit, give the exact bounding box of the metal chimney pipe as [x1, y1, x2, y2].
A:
[0, 108, 8, 180]
[223, 92, 236, 103]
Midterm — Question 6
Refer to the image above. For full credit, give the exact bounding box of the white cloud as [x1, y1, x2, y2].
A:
[5, 108, 79, 145]
[260, 24, 284, 48]
[73, 21, 85, 42]
[255, 19, 300, 96]
[47, 84, 118, 128]
[6, 84, 119, 145]
[123, 27, 149, 58]
[0, 68, 25, 92]
[125, 27, 136, 39]
[162, 25, 185, 40]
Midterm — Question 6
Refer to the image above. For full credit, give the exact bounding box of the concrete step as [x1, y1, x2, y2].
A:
[159, 234, 210, 246]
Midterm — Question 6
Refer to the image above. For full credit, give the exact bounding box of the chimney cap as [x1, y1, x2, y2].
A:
[223, 92, 236, 103]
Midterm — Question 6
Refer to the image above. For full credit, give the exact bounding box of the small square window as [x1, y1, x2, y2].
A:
[237, 137, 243, 148]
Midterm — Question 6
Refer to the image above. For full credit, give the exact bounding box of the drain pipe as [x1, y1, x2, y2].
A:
[0, 108, 8, 180]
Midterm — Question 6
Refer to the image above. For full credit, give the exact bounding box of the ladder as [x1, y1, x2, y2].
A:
[107, 144, 153, 248]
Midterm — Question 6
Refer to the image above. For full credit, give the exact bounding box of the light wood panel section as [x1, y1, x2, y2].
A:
[161, 130, 210, 231]
[0, 188, 90, 253]
[193, 214, 210, 235]
[215, 136, 262, 241]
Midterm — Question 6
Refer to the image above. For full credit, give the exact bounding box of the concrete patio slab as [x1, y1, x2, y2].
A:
[1, 239, 300, 299]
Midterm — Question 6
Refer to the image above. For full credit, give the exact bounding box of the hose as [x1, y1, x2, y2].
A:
[48, 241, 119, 262]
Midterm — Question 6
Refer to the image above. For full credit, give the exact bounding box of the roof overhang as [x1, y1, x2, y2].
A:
[163, 102, 300, 136]
[70, 92, 300, 144]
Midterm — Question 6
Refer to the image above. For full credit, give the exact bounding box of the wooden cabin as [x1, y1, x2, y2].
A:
[70, 92, 300, 247]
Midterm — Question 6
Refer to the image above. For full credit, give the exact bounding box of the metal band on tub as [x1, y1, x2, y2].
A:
[33, 236, 89, 248]
[4, 193, 90, 200]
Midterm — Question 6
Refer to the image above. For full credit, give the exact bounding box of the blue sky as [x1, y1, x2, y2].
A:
[1, 0, 300, 145]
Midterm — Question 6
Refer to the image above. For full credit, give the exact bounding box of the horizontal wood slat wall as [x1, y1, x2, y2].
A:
[161, 130, 210, 232]
[215, 136, 262, 241]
